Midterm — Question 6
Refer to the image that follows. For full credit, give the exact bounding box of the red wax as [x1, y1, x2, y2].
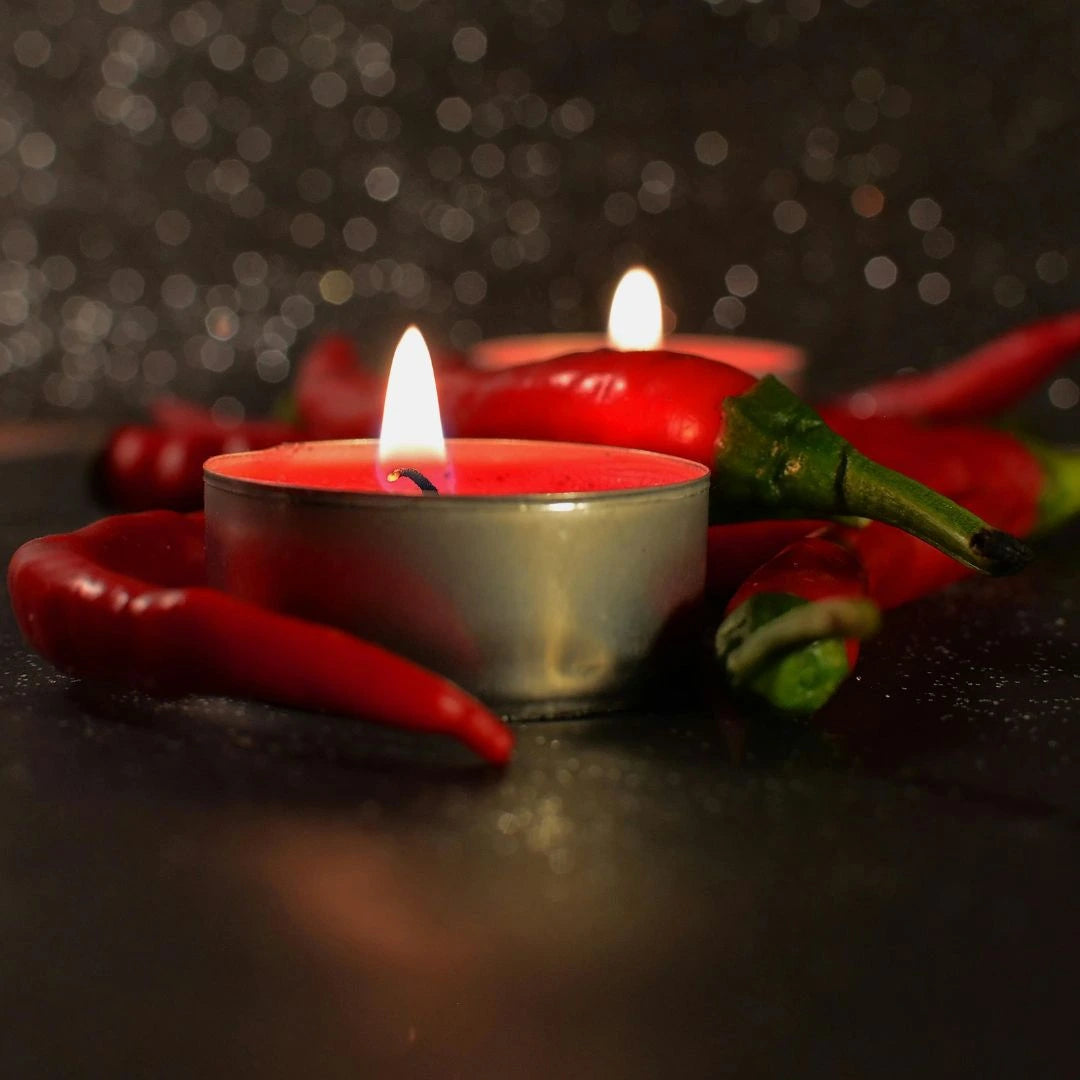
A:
[205, 438, 709, 497]
[470, 333, 804, 386]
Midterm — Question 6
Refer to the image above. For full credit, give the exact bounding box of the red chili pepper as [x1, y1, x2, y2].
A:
[293, 334, 384, 440]
[437, 348, 758, 467]
[98, 336, 1036, 577]
[7, 511, 514, 765]
[294, 341, 1030, 578]
[706, 520, 825, 597]
[825, 311, 1080, 423]
[94, 419, 302, 510]
[715, 430, 1080, 713]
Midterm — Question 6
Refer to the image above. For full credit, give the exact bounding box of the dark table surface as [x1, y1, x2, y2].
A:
[1, 446, 1077, 1079]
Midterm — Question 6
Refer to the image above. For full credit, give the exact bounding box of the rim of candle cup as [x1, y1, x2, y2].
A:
[204, 438, 711, 508]
[469, 333, 806, 377]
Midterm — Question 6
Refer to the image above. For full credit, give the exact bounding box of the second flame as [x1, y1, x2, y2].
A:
[606, 266, 664, 351]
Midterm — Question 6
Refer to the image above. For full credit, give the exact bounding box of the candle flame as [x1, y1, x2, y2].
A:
[606, 266, 664, 350]
[378, 326, 447, 469]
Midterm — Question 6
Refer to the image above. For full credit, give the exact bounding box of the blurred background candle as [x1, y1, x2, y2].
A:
[205, 328, 710, 717]
[3, 2, 1078, 445]
[469, 267, 805, 389]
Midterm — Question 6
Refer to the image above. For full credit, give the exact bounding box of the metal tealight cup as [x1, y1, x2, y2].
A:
[204, 439, 710, 719]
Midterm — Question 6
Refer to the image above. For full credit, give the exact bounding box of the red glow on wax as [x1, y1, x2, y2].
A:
[205, 439, 708, 497]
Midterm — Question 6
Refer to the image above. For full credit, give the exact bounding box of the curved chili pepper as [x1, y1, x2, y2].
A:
[715, 432, 1080, 714]
[7, 511, 514, 765]
[825, 311, 1080, 423]
[94, 420, 302, 511]
[102, 337, 1035, 576]
[702, 423, 1045, 605]
[294, 342, 1031, 577]
[437, 348, 757, 466]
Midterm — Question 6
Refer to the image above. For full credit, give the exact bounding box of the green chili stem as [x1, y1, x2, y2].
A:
[840, 451, 1030, 574]
[713, 377, 1032, 576]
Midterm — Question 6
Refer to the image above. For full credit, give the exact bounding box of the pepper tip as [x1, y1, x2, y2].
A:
[463, 703, 514, 765]
[481, 718, 515, 766]
[970, 528, 1034, 576]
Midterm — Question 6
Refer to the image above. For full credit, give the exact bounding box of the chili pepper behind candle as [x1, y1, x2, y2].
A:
[93, 338, 1037, 581]
[289, 335, 1028, 575]
[293, 333, 392, 439]
[430, 350, 1031, 577]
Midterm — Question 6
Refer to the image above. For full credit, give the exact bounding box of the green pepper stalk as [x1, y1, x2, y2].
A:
[714, 377, 1031, 576]
[714, 433, 1080, 717]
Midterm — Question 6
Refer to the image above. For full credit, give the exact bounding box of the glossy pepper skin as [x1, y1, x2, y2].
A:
[826, 310, 1080, 423]
[7, 511, 513, 765]
[437, 348, 757, 466]
[296, 342, 758, 460]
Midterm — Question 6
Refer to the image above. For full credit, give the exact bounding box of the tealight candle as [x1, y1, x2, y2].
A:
[205, 328, 709, 718]
[469, 266, 805, 388]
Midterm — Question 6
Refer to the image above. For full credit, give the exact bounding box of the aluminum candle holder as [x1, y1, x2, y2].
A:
[204, 439, 710, 719]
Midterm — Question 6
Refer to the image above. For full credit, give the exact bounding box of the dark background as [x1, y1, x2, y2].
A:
[2, 0, 1079, 435]
[2, 2, 1079, 1076]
